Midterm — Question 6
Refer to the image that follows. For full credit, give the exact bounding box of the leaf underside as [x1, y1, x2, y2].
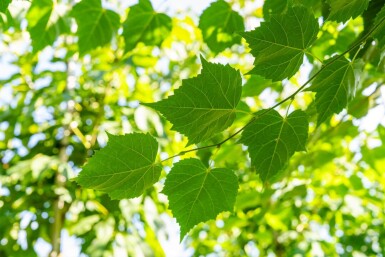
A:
[76, 133, 161, 200]
[143, 57, 242, 146]
[241, 6, 319, 81]
[240, 109, 308, 182]
[162, 158, 238, 240]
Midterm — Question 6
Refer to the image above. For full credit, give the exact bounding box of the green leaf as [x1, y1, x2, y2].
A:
[240, 110, 308, 182]
[71, 0, 120, 55]
[162, 158, 238, 240]
[348, 94, 369, 118]
[76, 133, 161, 199]
[262, 0, 287, 20]
[122, 0, 172, 52]
[198, 0, 245, 53]
[307, 57, 356, 125]
[143, 57, 242, 145]
[241, 6, 318, 81]
[378, 125, 385, 145]
[0, 0, 11, 13]
[327, 0, 370, 23]
[242, 75, 281, 97]
[373, 4, 385, 47]
[26, 0, 68, 52]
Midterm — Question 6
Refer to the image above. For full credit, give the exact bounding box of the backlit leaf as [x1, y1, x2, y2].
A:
[327, 0, 370, 23]
[71, 0, 120, 55]
[373, 4, 385, 47]
[0, 0, 11, 13]
[143, 57, 242, 145]
[240, 110, 308, 182]
[262, 0, 287, 19]
[241, 6, 318, 81]
[123, 0, 172, 52]
[307, 57, 356, 125]
[163, 158, 238, 240]
[242, 75, 281, 97]
[26, 0, 68, 52]
[199, 0, 245, 53]
[76, 133, 161, 199]
[378, 125, 385, 145]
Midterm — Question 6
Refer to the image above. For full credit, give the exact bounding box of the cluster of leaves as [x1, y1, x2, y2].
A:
[71, 0, 385, 239]
[1, 0, 385, 255]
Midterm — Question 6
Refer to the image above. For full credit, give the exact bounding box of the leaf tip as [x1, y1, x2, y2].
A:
[140, 102, 152, 107]
[105, 131, 115, 139]
[179, 231, 187, 243]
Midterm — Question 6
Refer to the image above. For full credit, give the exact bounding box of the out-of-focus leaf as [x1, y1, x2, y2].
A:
[263, 0, 287, 19]
[378, 125, 385, 144]
[26, 0, 68, 52]
[348, 94, 369, 118]
[0, 0, 11, 13]
[327, 0, 370, 23]
[69, 215, 101, 235]
[71, 0, 120, 54]
[122, 0, 172, 52]
[349, 174, 363, 190]
[199, 0, 244, 53]
[373, 4, 385, 47]
[242, 75, 281, 97]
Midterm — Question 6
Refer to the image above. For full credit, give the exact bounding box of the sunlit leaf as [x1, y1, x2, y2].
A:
[327, 0, 370, 23]
[199, 0, 245, 53]
[76, 133, 161, 199]
[241, 6, 318, 81]
[143, 57, 242, 145]
[240, 110, 308, 182]
[163, 158, 238, 240]
[0, 0, 11, 13]
[373, 4, 385, 47]
[242, 75, 281, 97]
[262, 0, 287, 19]
[348, 94, 369, 118]
[378, 125, 385, 145]
[308, 57, 356, 125]
[122, 0, 172, 52]
[26, 0, 68, 52]
[71, 0, 120, 54]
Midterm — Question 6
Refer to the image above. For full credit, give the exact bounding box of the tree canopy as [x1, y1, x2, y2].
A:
[1, 0, 385, 256]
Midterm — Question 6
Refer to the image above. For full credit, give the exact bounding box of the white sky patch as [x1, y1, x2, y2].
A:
[61, 230, 83, 257]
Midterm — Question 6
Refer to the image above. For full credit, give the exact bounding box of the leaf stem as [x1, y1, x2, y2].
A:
[159, 15, 385, 164]
[351, 41, 366, 63]
[305, 50, 323, 63]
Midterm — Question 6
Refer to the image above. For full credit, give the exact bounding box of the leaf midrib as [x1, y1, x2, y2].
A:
[264, 118, 286, 181]
[184, 170, 209, 231]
